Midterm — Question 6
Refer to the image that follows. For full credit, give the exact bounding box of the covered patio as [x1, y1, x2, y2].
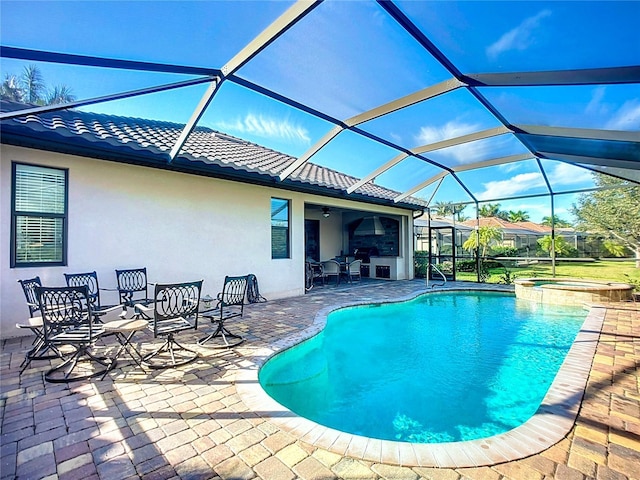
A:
[1, 280, 638, 479]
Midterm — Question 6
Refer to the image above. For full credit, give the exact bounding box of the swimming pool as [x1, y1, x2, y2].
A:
[236, 285, 604, 467]
[259, 291, 586, 443]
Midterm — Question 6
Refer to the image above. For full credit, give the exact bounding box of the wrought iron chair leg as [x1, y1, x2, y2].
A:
[45, 346, 110, 383]
[143, 334, 198, 369]
[198, 321, 243, 348]
[20, 339, 64, 374]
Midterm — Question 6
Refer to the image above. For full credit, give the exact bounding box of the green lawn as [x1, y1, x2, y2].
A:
[456, 259, 640, 289]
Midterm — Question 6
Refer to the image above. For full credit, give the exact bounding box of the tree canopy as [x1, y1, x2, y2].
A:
[2, 64, 76, 105]
[462, 225, 503, 258]
[572, 174, 640, 267]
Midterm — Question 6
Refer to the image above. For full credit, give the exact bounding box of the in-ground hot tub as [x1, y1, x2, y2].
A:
[515, 277, 634, 305]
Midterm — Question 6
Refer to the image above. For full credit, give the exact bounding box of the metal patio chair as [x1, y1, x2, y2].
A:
[16, 276, 62, 373]
[137, 280, 203, 368]
[64, 271, 124, 322]
[115, 267, 153, 318]
[36, 285, 110, 382]
[198, 275, 249, 348]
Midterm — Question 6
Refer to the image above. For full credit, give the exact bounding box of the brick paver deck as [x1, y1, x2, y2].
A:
[1, 280, 638, 480]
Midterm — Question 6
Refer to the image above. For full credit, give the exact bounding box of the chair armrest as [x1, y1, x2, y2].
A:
[134, 302, 154, 314]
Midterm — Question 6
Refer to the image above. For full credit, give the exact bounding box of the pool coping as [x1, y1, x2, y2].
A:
[236, 285, 604, 468]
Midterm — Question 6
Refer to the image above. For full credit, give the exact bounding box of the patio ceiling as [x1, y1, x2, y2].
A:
[1, 0, 639, 210]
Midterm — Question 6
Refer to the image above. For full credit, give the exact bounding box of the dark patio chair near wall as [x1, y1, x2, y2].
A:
[116, 267, 153, 318]
[64, 271, 124, 321]
[198, 275, 249, 348]
[16, 276, 61, 373]
[137, 280, 203, 369]
[36, 285, 110, 382]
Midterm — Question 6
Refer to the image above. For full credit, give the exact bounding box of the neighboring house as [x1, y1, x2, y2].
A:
[415, 215, 595, 258]
[1, 101, 425, 338]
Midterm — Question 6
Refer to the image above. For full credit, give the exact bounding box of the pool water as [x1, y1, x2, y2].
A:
[259, 291, 586, 443]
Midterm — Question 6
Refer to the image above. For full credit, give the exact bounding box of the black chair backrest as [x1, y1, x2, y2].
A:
[220, 275, 248, 308]
[35, 285, 94, 341]
[152, 280, 203, 334]
[64, 271, 101, 309]
[18, 276, 42, 317]
[116, 267, 149, 307]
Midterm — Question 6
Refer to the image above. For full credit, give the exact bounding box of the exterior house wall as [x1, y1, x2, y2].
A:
[1, 145, 414, 338]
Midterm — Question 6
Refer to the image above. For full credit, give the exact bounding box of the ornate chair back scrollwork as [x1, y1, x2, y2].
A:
[198, 275, 249, 348]
[35, 285, 110, 382]
[139, 280, 203, 369]
[116, 267, 152, 316]
[64, 271, 123, 321]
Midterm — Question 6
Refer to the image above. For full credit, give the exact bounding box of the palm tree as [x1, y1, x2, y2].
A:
[1, 74, 23, 101]
[462, 226, 503, 258]
[541, 215, 572, 228]
[478, 203, 501, 218]
[508, 210, 530, 222]
[433, 201, 455, 217]
[20, 64, 45, 104]
[47, 85, 76, 105]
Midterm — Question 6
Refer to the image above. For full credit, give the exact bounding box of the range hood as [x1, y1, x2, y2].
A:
[354, 216, 385, 236]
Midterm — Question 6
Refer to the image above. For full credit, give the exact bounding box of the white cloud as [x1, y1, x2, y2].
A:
[605, 98, 640, 130]
[585, 87, 607, 116]
[416, 120, 479, 145]
[546, 162, 593, 186]
[486, 10, 552, 60]
[415, 119, 491, 164]
[477, 171, 545, 200]
[214, 113, 311, 144]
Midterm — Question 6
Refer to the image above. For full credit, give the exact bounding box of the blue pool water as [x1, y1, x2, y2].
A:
[259, 291, 586, 443]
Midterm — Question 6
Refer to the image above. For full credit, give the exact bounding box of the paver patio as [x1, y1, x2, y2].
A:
[1, 280, 638, 480]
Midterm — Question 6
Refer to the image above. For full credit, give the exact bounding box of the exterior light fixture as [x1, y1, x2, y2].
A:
[202, 294, 214, 309]
[322, 207, 330, 218]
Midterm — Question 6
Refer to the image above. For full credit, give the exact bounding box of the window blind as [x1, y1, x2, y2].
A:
[13, 163, 67, 265]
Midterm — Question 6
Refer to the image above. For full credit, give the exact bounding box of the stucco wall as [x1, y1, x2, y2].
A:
[1, 145, 415, 338]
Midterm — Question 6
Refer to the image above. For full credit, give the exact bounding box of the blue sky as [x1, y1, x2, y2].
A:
[2, 0, 639, 223]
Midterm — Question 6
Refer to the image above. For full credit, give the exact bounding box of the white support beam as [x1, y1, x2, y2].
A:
[424, 176, 445, 206]
[0, 76, 215, 121]
[538, 152, 640, 170]
[411, 126, 511, 155]
[222, 0, 320, 76]
[278, 125, 344, 181]
[452, 153, 534, 173]
[344, 78, 464, 127]
[394, 171, 448, 203]
[169, 79, 221, 161]
[515, 124, 640, 142]
[346, 152, 408, 193]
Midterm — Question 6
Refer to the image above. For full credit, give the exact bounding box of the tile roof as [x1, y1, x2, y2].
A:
[0, 101, 426, 210]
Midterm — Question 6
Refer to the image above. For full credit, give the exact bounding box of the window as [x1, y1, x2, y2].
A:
[271, 197, 290, 259]
[11, 162, 68, 267]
